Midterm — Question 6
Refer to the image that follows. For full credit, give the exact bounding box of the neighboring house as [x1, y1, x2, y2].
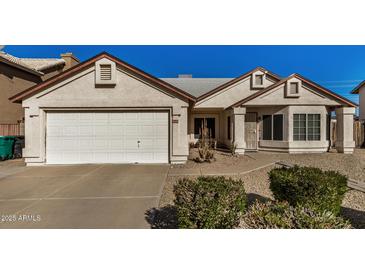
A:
[352, 81, 365, 121]
[0, 51, 79, 132]
[9, 52, 357, 165]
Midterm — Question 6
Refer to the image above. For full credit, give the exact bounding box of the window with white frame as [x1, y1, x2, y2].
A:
[307, 114, 321, 140]
[293, 114, 320, 141]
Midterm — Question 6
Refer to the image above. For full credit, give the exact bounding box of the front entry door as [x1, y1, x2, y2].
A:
[245, 112, 257, 150]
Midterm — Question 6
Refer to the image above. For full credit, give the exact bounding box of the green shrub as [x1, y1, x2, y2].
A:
[240, 201, 352, 229]
[269, 166, 348, 215]
[174, 176, 247, 228]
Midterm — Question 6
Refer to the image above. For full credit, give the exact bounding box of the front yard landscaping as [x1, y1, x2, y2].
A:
[149, 149, 365, 228]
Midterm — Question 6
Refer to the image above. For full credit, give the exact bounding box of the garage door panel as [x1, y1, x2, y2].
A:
[93, 152, 109, 162]
[80, 152, 93, 162]
[62, 126, 79, 136]
[154, 138, 169, 148]
[94, 125, 109, 136]
[125, 112, 138, 121]
[79, 139, 93, 150]
[94, 139, 109, 150]
[125, 125, 138, 135]
[140, 125, 155, 136]
[109, 139, 124, 149]
[109, 152, 126, 162]
[47, 126, 63, 137]
[155, 112, 168, 120]
[46, 111, 169, 164]
[156, 125, 168, 135]
[109, 125, 124, 135]
[79, 126, 94, 136]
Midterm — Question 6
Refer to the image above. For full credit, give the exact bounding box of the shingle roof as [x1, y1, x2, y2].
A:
[160, 78, 234, 97]
[0, 51, 65, 75]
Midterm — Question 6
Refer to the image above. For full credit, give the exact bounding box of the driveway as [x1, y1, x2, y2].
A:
[0, 162, 169, 228]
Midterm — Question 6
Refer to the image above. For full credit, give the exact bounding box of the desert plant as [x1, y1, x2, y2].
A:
[269, 166, 348, 215]
[196, 120, 215, 163]
[174, 176, 247, 228]
[240, 200, 352, 229]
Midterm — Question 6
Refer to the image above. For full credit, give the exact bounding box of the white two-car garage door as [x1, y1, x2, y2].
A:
[46, 111, 169, 164]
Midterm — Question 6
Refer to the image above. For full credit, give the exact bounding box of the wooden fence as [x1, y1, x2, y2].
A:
[331, 120, 364, 148]
[0, 123, 24, 136]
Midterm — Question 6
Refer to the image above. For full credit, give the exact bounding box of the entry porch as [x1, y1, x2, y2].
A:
[188, 106, 355, 154]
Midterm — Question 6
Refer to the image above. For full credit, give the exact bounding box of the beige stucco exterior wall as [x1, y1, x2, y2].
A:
[241, 79, 335, 153]
[246, 81, 342, 106]
[189, 76, 346, 154]
[335, 107, 356, 153]
[22, 60, 190, 165]
[232, 105, 330, 153]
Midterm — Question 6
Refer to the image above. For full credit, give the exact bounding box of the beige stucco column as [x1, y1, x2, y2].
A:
[335, 107, 355, 154]
[170, 105, 189, 164]
[233, 107, 246, 154]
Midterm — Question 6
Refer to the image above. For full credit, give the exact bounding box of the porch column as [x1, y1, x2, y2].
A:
[170, 105, 189, 164]
[233, 107, 246, 154]
[335, 107, 355, 154]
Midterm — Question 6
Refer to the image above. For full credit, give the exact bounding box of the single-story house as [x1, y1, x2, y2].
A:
[9, 52, 357, 165]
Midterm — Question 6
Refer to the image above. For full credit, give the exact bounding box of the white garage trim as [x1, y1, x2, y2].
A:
[45, 109, 170, 164]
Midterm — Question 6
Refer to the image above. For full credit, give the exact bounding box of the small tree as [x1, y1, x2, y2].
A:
[196, 119, 215, 163]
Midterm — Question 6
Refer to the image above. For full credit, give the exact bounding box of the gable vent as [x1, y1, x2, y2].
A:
[100, 64, 112, 80]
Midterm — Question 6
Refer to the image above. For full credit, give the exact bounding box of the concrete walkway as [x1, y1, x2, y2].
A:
[0, 163, 169, 228]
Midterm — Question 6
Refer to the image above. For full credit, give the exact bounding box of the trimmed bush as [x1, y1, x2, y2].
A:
[269, 166, 348, 215]
[174, 176, 247, 228]
[240, 201, 352, 229]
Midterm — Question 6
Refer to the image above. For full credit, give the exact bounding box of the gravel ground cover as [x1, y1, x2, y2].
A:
[157, 149, 365, 228]
[170, 148, 252, 170]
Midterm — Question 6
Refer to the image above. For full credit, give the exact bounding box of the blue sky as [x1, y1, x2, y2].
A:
[3, 45, 363, 104]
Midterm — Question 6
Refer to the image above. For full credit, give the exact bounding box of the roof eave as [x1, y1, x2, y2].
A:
[9, 52, 196, 103]
[0, 56, 44, 76]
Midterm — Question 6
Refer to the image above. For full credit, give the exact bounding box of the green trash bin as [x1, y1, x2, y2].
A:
[0, 136, 16, 161]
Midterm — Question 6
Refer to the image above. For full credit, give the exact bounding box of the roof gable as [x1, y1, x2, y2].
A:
[23, 65, 190, 109]
[194, 67, 280, 108]
[196, 67, 281, 101]
[10, 52, 196, 103]
[229, 74, 357, 108]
